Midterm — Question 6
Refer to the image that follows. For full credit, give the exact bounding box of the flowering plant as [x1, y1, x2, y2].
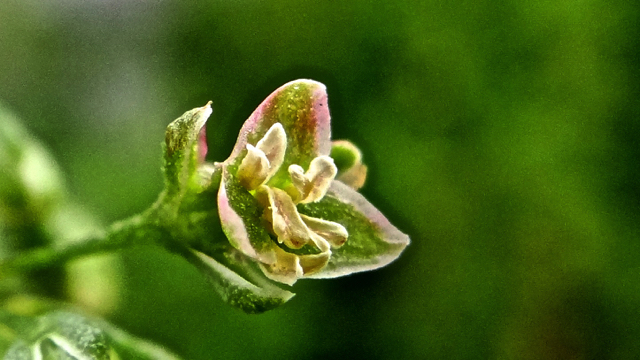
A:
[0, 80, 408, 357]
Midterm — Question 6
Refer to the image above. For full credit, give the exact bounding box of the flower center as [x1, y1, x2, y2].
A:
[235, 123, 348, 276]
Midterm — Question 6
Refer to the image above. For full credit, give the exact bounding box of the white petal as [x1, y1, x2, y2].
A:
[237, 144, 270, 190]
[288, 164, 310, 202]
[299, 156, 338, 203]
[259, 246, 304, 286]
[256, 122, 287, 181]
[299, 248, 331, 275]
[300, 214, 349, 248]
[263, 186, 313, 249]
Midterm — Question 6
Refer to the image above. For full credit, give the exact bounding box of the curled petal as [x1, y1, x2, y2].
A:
[298, 248, 331, 275]
[255, 122, 287, 181]
[237, 144, 270, 190]
[288, 164, 309, 202]
[300, 214, 349, 248]
[259, 246, 304, 286]
[260, 185, 313, 249]
[289, 156, 337, 203]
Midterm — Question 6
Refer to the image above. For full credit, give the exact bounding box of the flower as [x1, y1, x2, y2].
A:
[161, 79, 409, 312]
[216, 79, 409, 285]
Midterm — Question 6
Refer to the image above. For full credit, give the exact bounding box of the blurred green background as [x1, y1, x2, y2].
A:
[1, 0, 639, 359]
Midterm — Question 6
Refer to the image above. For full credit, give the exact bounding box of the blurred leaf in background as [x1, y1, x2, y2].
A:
[1, 0, 639, 359]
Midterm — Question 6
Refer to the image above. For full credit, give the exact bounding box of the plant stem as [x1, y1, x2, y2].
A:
[0, 210, 169, 279]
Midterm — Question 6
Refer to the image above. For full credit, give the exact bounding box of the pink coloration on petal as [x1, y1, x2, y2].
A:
[225, 80, 332, 168]
[198, 125, 208, 163]
[307, 180, 410, 279]
[328, 181, 409, 247]
[217, 172, 257, 259]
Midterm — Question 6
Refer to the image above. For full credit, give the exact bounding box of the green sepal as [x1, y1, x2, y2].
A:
[297, 181, 410, 278]
[184, 249, 295, 314]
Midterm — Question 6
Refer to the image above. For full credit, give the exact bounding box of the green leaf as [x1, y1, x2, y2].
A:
[184, 249, 295, 314]
[1, 307, 183, 360]
[4, 311, 110, 360]
[1, 104, 66, 239]
[163, 102, 212, 199]
[297, 181, 410, 278]
[95, 318, 183, 360]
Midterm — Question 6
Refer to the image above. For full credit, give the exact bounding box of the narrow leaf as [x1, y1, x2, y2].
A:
[185, 250, 295, 314]
[163, 102, 212, 197]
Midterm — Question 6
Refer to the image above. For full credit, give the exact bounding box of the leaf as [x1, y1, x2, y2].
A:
[184, 249, 295, 314]
[163, 102, 212, 198]
[1, 308, 183, 360]
[4, 311, 110, 360]
[0, 103, 66, 235]
[297, 181, 410, 278]
[95, 318, 183, 360]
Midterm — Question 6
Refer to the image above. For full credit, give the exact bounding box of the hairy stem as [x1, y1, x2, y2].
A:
[0, 210, 169, 279]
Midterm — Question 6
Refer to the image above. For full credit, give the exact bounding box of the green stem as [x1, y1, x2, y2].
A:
[0, 210, 169, 279]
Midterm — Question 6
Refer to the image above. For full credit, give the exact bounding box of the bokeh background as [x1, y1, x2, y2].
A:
[1, 0, 639, 359]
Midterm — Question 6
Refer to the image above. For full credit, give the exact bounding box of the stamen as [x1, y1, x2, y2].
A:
[260, 247, 304, 286]
[236, 123, 287, 190]
[288, 164, 310, 202]
[237, 144, 269, 190]
[300, 214, 349, 248]
[290, 156, 338, 203]
[261, 186, 314, 249]
[298, 248, 331, 275]
[255, 123, 287, 182]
